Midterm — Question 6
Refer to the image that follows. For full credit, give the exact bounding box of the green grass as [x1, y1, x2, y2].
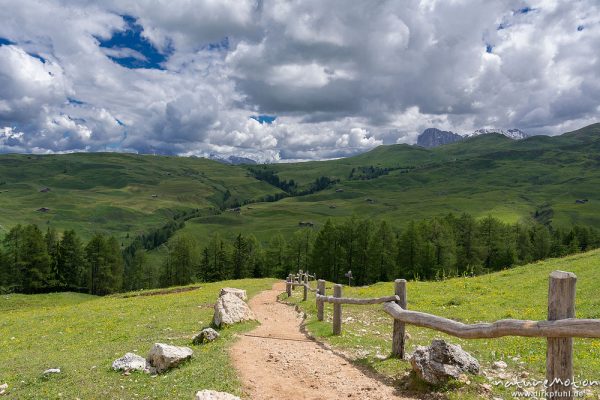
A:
[0, 278, 277, 399]
[286, 250, 600, 399]
[0, 153, 282, 242]
[165, 123, 600, 245]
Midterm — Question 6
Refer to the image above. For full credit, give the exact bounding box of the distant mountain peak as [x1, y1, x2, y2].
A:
[417, 127, 529, 148]
[416, 128, 463, 148]
[464, 128, 529, 140]
[209, 154, 258, 165]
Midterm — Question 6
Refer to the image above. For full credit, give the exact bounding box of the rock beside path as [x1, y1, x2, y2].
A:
[219, 287, 247, 301]
[212, 293, 255, 328]
[112, 353, 147, 372]
[410, 339, 479, 385]
[147, 343, 193, 374]
[193, 328, 220, 345]
[195, 390, 240, 400]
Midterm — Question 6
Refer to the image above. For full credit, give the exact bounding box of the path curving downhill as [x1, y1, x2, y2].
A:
[230, 282, 413, 400]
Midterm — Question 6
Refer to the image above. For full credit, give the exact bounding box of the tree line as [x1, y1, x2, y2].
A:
[1, 213, 598, 294]
[0, 225, 123, 294]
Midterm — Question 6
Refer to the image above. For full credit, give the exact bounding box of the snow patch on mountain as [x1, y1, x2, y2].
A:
[463, 128, 529, 140]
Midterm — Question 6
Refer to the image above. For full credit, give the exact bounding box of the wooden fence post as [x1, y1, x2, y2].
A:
[286, 275, 292, 297]
[392, 279, 407, 358]
[546, 270, 577, 400]
[333, 284, 342, 335]
[303, 282, 308, 301]
[317, 280, 325, 321]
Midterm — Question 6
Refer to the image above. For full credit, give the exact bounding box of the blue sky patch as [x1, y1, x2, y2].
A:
[486, 44, 494, 54]
[251, 115, 277, 124]
[577, 25, 584, 31]
[516, 6, 534, 14]
[0, 37, 15, 46]
[67, 98, 85, 106]
[97, 15, 171, 70]
[28, 52, 47, 63]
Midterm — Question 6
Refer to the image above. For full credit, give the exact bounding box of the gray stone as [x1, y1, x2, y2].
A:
[212, 293, 255, 328]
[492, 360, 507, 370]
[112, 353, 147, 372]
[146, 343, 193, 374]
[219, 287, 247, 301]
[195, 390, 241, 400]
[42, 368, 61, 375]
[410, 339, 479, 385]
[193, 328, 220, 345]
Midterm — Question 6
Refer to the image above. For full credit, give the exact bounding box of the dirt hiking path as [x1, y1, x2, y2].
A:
[230, 282, 413, 400]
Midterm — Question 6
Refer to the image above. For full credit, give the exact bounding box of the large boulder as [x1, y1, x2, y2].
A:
[195, 390, 240, 400]
[410, 339, 479, 385]
[193, 328, 220, 345]
[219, 288, 247, 301]
[146, 343, 193, 374]
[212, 293, 255, 328]
[112, 353, 147, 372]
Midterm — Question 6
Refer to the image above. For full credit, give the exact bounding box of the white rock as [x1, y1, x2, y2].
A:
[112, 353, 147, 372]
[219, 288, 247, 301]
[146, 343, 193, 374]
[0, 383, 7, 395]
[43, 368, 61, 375]
[492, 361, 508, 370]
[195, 390, 241, 400]
[212, 293, 255, 328]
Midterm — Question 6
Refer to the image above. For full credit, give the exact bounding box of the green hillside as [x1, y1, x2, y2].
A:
[176, 123, 600, 242]
[0, 153, 282, 241]
[287, 249, 600, 399]
[2, 123, 600, 271]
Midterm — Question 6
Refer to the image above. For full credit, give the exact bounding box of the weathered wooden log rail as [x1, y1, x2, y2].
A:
[283, 269, 600, 400]
[383, 303, 600, 339]
[317, 294, 400, 305]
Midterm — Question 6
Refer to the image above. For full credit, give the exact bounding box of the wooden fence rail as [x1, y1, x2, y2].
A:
[284, 269, 600, 400]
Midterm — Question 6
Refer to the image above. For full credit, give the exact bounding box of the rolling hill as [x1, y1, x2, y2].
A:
[175, 123, 600, 243]
[0, 153, 282, 241]
[1, 123, 600, 261]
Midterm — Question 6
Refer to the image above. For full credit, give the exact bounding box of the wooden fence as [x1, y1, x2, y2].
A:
[284, 270, 600, 400]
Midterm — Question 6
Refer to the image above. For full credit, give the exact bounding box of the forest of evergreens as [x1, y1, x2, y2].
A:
[1, 213, 598, 294]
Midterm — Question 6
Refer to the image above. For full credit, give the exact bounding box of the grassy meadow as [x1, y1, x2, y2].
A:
[0, 153, 282, 242]
[0, 278, 277, 399]
[285, 250, 600, 399]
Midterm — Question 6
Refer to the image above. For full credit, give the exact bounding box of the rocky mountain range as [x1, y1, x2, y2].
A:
[417, 127, 529, 148]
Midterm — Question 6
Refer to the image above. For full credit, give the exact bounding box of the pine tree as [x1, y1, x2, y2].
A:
[310, 220, 340, 281]
[265, 234, 286, 278]
[57, 230, 85, 289]
[515, 223, 533, 264]
[106, 236, 124, 291]
[397, 221, 423, 279]
[44, 227, 60, 287]
[367, 220, 396, 283]
[20, 225, 53, 293]
[2, 225, 24, 291]
[531, 224, 552, 260]
[455, 213, 482, 274]
[85, 233, 117, 295]
[232, 233, 250, 279]
[353, 219, 372, 285]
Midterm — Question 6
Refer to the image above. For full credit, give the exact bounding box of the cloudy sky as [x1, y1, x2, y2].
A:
[0, 0, 598, 161]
